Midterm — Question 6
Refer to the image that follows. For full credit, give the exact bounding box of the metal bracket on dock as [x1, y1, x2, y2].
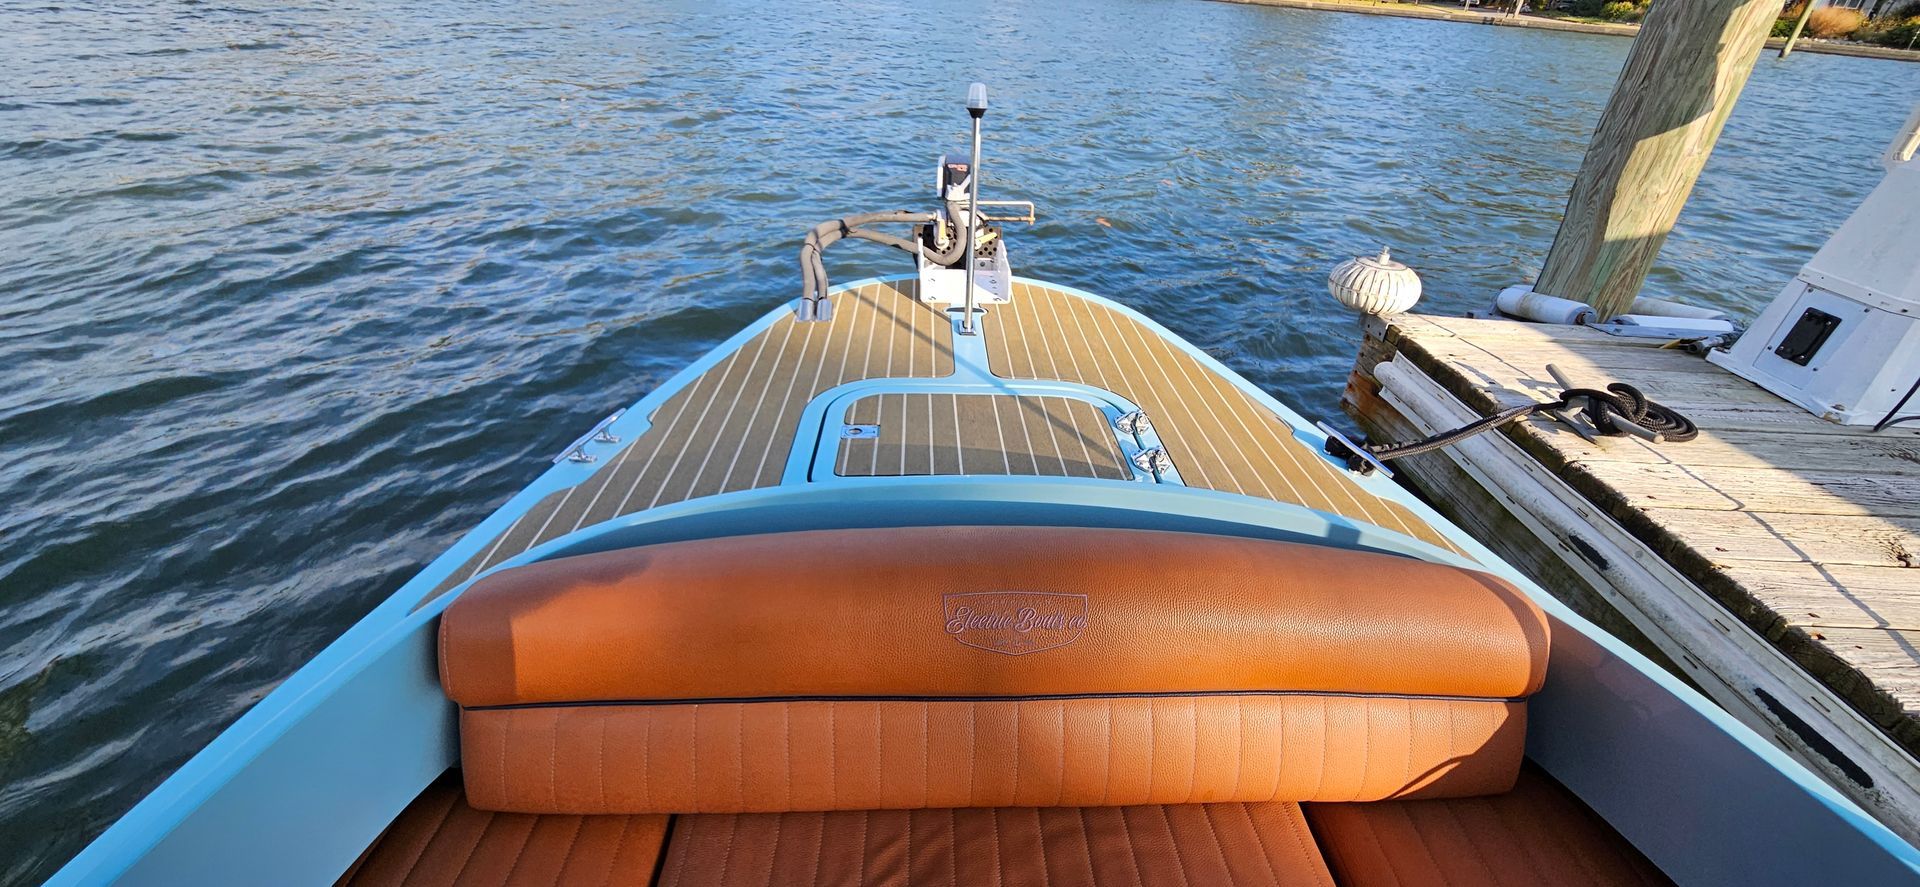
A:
[552, 409, 627, 465]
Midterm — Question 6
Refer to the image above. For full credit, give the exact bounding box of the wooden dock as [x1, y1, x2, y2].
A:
[1346, 312, 1920, 842]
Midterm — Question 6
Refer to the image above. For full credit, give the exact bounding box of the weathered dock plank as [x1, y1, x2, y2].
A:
[1554, 428, 1920, 473]
[1597, 462, 1920, 517]
[1662, 511, 1920, 570]
[1347, 313, 1920, 843]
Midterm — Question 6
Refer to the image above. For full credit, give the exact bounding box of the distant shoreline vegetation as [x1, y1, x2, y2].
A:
[1771, 1, 1920, 49]
[1218, 0, 1920, 59]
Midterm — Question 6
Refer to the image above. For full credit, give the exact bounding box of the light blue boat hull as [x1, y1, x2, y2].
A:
[49, 277, 1920, 886]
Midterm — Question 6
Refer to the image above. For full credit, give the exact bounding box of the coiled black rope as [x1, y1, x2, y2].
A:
[1563, 383, 1697, 442]
[1329, 382, 1694, 474]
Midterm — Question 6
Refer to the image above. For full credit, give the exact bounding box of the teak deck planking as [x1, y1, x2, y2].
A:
[429, 279, 1459, 598]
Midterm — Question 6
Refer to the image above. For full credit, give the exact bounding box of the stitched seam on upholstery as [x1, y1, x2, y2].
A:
[921, 702, 930, 809]
[1117, 809, 1148, 886]
[989, 808, 1004, 887]
[1057, 701, 1066, 808]
[1073, 808, 1097, 885]
[668, 816, 696, 886]
[1488, 796, 1552, 883]
[1101, 698, 1114, 807]
[1395, 805, 1446, 879]
[967, 704, 977, 805]
[690, 704, 700, 809]
[652, 815, 681, 886]
[393, 784, 460, 885]
[1231, 696, 1244, 800]
[1357, 700, 1372, 802]
[1188, 698, 1199, 804]
[539, 816, 583, 887]
[445, 810, 499, 887]
[767, 809, 786, 881]
[1146, 698, 1155, 801]
[829, 702, 838, 809]
[1353, 808, 1405, 887]
[1269, 699, 1285, 802]
[549, 712, 560, 809]
[874, 703, 884, 810]
[735, 705, 745, 810]
[595, 818, 631, 887]
[1279, 807, 1333, 887]
[948, 808, 959, 887]
[783, 703, 794, 811]
[1404, 698, 1414, 794]
[1446, 703, 1459, 795]
[716, 811, 740, 886]
[1438, 803, 1496, 881]
[905, 810, 913, 887]
[1196, 803, 1233, 880]
[1012, 702, 1022, 805]
[809, 812, 826, 885]
[596, 713, 607, 811]
[1154, 803, 1193, 887]
[1236, 804, 1285, 886]
[1021, 809, 1048, 887]
[499, 710, 512, 806]
[641, 708, 652, 809]
[855, 810, 871, 887]
[1311, 698, 1326, 801]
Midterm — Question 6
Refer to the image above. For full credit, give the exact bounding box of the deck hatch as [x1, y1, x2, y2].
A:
[833, 392, 1131, 480]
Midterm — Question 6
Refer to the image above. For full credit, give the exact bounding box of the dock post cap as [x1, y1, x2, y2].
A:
[966, 83, 988, 118]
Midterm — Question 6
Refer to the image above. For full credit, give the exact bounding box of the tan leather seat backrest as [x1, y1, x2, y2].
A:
[439, 527, 1549, 815]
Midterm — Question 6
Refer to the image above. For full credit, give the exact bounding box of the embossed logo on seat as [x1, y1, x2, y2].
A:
[942, 591, 1089, 655]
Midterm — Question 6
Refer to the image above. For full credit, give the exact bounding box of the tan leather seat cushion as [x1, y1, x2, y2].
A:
[439, 527, 1548, 814]
[347, 778, 1334, 887]
[342, 774, 668, 887]
[1306, 766, 1673, 886]
[441, 527, 1548, 705]
[659, 803, 1336, 887]
[462, 693, 1525, 814]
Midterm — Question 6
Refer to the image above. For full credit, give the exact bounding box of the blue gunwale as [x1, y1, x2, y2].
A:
[49, 275, 1920, 885]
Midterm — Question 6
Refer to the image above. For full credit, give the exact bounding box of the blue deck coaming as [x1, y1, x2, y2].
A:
[49, 276, 1920, 885]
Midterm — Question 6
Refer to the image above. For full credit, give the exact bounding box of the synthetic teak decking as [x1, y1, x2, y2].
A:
[984, 282, 1452, 550]
[431, 279, 1459, 596]
[430, 280, 954, 594]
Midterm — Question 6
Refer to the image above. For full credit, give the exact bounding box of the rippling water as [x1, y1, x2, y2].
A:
[2, 0, 1916, 879]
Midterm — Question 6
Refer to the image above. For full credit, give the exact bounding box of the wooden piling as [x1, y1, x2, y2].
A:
[1780, 1, 1816, 58]
[1534, 0, 1778, 320]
